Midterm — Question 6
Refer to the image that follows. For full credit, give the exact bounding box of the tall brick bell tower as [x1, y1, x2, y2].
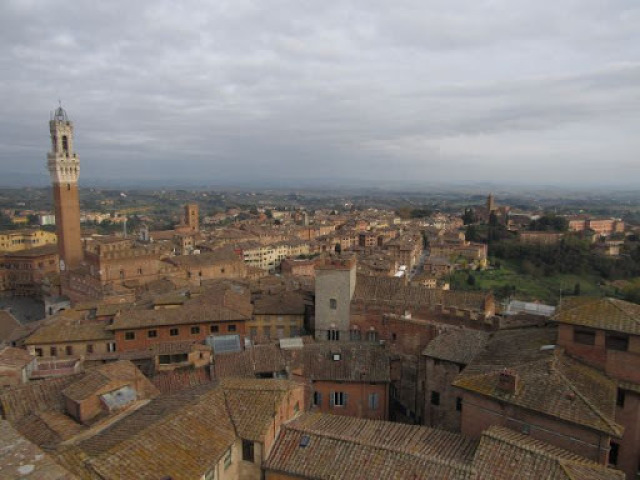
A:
[47, 105, 83, 271]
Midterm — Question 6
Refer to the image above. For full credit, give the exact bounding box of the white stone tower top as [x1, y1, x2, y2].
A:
[47, 105, 80, 185]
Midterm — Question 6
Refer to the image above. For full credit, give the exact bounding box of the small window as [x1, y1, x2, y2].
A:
[35, 348, 43, 357]
[125, 331, 135, 341]
[331, 391, 346, 407]
[211, 325, 219, 333]
[191, 326, 201, 335]
[159, 355, 171, 365]
[50, 346, 57, 356]
[170, 328, 179, 336]
[350, 329, 361, 341]
[224, 448, 232, 469]
[368, 393, 379, 410]
[65, 346, 73, 356]
[609, 441, 619, 466]
[313, 391, 322, 406]
[367, 330, 378, 342]
[107, 342, 116, 352]
[327, 329, 340, 341]
[86, 344, 94, 354]
[242, 440, 255, 462]
[456, 397, 463, 412]
[148, 330, 158, 338]
[574, 328, 596, 346]
[617, 389, 626, 408]
[329, 298, 337, 310]
[431, 391, 440, 406]
[606, 334, 629, 352]
[228, 324, 236, 332]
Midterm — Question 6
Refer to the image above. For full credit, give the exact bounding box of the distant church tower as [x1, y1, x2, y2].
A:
[47, 106, 83, 270]
[185, 203, 199, 232]
[487, 193, 496, 213]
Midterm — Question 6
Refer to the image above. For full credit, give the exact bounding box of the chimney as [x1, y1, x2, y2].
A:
[497, 369, 519, 394]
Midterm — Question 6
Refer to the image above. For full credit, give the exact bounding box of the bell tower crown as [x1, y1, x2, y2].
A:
[47, 105, 80, 185]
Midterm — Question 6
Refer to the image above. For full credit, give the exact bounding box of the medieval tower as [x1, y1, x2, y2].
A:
[47, 106, 83, 270]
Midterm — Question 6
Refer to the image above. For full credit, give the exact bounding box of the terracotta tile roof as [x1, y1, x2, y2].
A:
[0, 346, 34, 368]
[221, 378, 301, 441]
[472, 426, 624, 480]
[151, 366, 214, 394]
[353, 274, 489, 313]
[252, 343, 286, 373]
[453, 328, 623, 437]
[167, 246, 241, 267]
[253, 291, 307, 315]
[75, 384, 237, 480]
[553, 297, 640, 335]
[0, 419, 77, 479]
[0, 374, 81, 423]
[422, 329, 490, 364]
[213, 350, 254, 378]
[108, 290, 251, 330]
[264, 413, 477, 480]
[62, 360, 159, 403]
[0, 310, 21, 343]
[24, 320, 113, 345]
[301, 344, 390, 382]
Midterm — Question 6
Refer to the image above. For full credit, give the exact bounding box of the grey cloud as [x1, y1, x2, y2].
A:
[1, 0, 639, 187]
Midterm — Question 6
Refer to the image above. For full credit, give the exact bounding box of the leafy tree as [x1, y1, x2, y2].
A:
[529, 215, 568, 232]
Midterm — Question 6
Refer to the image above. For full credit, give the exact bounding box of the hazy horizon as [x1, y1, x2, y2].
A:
[1, 1, 639, 188]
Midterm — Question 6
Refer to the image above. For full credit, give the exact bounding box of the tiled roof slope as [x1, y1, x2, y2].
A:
[0, 374, 81, 422]
[253, 291, 306, 315]
[151, 366, 213, 394]
[221, 378, 301, 441]
[453, 328, 622, 437]
[422, 329, 490, 364]
[75, 384, 236, 480]
[62, 360, 159, 402]
[553, 297, 640, 335]
[24, 321, 113, 345]
[264, 413, 477, 480]
[301, 343, 390, 382]
[109, 284, 252, 330]
[0, 419, 77, 480]
[0, 310, 21, 343]
[353, 274, 489, 312]
[472, 426, 624, 480]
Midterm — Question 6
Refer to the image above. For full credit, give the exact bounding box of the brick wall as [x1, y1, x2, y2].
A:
[310, 380, 388, 420]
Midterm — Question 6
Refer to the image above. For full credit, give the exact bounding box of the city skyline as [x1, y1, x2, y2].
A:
[1, 1, 640, 187]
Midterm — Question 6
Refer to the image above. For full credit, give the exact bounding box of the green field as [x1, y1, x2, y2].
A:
[451, 260, 617, 305]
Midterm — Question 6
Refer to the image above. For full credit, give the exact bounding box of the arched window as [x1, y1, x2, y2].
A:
[62, 135, 69, 154]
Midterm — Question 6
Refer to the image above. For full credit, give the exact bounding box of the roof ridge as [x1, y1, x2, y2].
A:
[553, 361, 622, 437]
[608, 297, 640, 323]
[483, 428, 583, 463]
[285, 422, 475, 472]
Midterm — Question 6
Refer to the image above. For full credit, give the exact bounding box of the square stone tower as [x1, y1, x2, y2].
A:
[47, 106, 82, 271]
[185, 203, 199, 232]
[314, 256, 357, 341]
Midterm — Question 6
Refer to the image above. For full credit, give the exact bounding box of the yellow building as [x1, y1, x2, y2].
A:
[249, 292, 307, 342]
[0, 229, 57, 253]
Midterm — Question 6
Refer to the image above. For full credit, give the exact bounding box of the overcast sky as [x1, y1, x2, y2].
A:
[1, 0, 639, 188]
